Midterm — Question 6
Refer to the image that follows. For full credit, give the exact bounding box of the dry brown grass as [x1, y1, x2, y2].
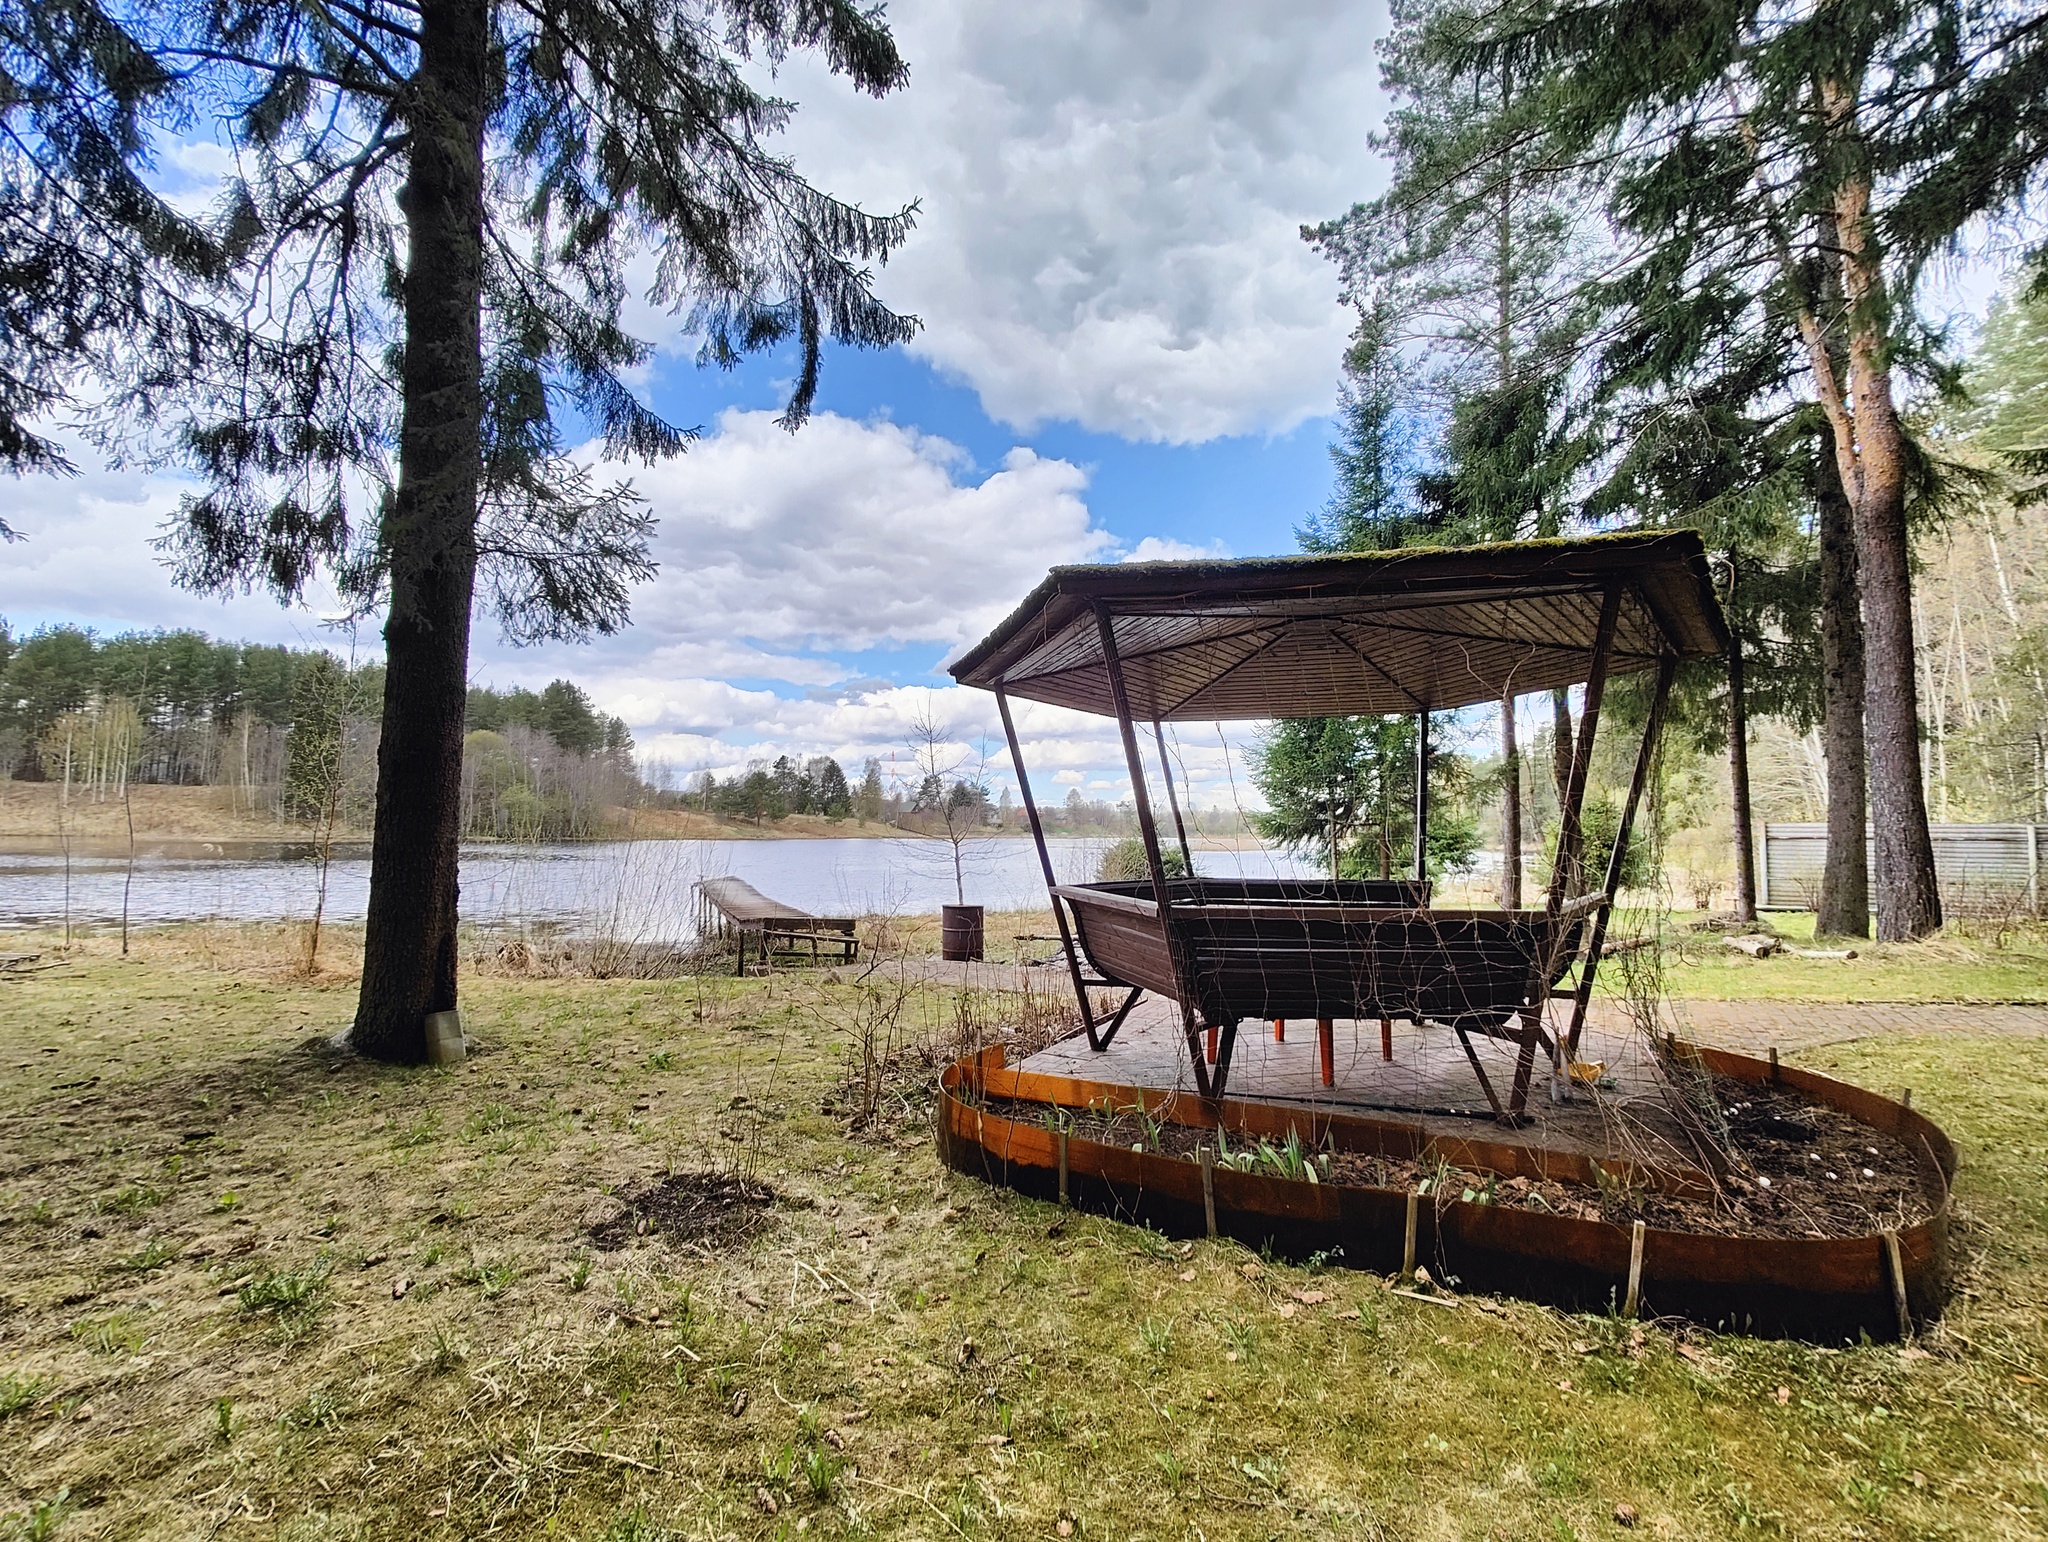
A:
[0, 782, 335, 844]
[0, 923, 2044, 1540]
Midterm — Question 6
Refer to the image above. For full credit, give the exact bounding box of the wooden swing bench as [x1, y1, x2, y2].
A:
[1054, 878, 1608, 1119]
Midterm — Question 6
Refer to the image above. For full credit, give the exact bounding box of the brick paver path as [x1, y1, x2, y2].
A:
[834, 957, 2048, 1059]
[1658, 1000, 2048, 1056]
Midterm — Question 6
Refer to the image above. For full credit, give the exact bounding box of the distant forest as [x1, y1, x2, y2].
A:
[0, 621, 1245, 841]
[0, 623, 636, 839]
[678, 758, 1243, 838]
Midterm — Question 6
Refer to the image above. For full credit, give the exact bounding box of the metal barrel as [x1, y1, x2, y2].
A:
[941, 904, 985, 961]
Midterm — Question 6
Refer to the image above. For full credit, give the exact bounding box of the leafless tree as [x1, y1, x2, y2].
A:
[903, 702, 995, 907]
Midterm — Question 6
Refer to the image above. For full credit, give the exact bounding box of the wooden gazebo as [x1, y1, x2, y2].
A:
[949, 531, 1727, 1122]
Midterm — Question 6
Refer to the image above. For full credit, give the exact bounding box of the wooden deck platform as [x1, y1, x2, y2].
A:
[1017, 997, 1696, 1166]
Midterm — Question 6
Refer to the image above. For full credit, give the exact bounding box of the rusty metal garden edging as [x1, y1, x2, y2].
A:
[936, 1040, 1954, 1342]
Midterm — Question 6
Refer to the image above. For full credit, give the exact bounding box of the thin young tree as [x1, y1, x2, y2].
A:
[903, 706, 989, 907]
[128, 0, 917, 1058]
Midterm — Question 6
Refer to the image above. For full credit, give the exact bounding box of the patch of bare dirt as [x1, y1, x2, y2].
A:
[585, 1171, 777, 1252]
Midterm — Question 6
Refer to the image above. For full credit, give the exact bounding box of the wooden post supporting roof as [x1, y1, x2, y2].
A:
[995, 686, 1107, 1049]
[1094, 604, 1215, 1096]
[1154, 719, 1196, 875]
[1513, 582, 1624, 1118]
[1567, 651, 1678, 1060]
[1414, 710, 1430, 885]
[1545, 584, 1624, 913]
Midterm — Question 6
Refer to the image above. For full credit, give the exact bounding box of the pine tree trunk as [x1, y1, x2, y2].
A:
[1849, 421, 1941, 940]
[1550, 688, 1572, 806]
[1500, 691, 1521, 909]
[1828, 164, 1941, 942]
[1815, 447, 1870, 938]
[1726, 619, 1757, 923]
[350, 0, 487, 1063]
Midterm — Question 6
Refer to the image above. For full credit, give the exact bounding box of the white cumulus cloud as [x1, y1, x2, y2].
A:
[767, 0, 1389, 443]
[528, 408, 1109, 684]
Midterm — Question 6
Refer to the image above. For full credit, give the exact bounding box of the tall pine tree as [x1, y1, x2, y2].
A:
[1306, 0, 1605, 905]
[1455, 0, 2048, 938]
[129, 0, 917, 1059]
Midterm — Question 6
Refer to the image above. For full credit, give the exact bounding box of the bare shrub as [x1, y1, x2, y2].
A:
[828, 974, 1084, 1137]
[832, 978, 915, 1133]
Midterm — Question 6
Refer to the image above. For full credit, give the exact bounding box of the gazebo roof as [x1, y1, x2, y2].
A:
[948, 530, 1726, 720]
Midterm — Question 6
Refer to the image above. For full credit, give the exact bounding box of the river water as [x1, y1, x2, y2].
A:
[0, 836, 1319, 936]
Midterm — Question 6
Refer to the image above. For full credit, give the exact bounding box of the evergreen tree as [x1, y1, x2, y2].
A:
[1453, 0, 2048, 937]
[110, 0, 915, 1058]
[1252, 716, 1409, 881]
[854, 757, 884, 825]
[0, 624, 97, 772]
[812, 756, 852, 818]
[1963, 264, 2048, 468]
[1307, 0, 1607, 905]
[770, 754, 809, 814]
[283, 654, 350, 820]
[1306, 0, 1600, 548]
[536, 679, 603, 754]
[0, 0, 242, 487]
[1297, 304, 1436, 554]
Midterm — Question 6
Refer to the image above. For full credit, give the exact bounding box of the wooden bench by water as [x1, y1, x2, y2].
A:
[693, 877, 859, 973]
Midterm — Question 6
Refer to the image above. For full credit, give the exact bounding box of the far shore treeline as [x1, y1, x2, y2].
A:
[0, 622, 1184, 841]
[0, 621, 637, 839]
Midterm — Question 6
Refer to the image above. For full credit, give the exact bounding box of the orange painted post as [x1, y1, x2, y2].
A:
[1380, 1016, 1394, 1061]
[1206, 1025, 1218, 1063]
[1317, 1019, 1335, 1086]
[1273, 1018, 1285, 1041]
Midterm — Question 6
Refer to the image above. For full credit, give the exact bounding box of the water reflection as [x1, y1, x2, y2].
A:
[0, 836, 1316, 934]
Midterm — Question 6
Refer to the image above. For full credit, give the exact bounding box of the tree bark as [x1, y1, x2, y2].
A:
[1500, 691, 1522, 909]
[350, 0, 488, 1062]
[1799, 90, 1940, 941]
[1726, 577, 1758, 923]
[1550, 688, 1573, 806]
[1845, 392, 1941, 940]
[1815, 446, 1870, 938]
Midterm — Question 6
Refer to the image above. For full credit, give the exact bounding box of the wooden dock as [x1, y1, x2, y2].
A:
[693, 877, 859, 973]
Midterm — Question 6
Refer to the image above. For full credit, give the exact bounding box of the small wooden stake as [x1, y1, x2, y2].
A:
[1883, 1230, 1912, 1340]
[1200, 1146, 1217, 1239]
[1900, 1087, 1912, 1112]
[1623, 1219, 1647, 1318]
[1057, 1129, 1069, 1206]
[1206, 1025, 1218, 1063]
[1273, 1018, 1285, 1042]
[1380, 1016, 1393, 1061]
[1402, 1190, 1419, 1279]
[1768, 1046, 1779, 1081]
[1317, 1018, 1335, 1087]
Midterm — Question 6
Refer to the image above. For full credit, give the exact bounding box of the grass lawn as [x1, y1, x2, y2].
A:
[1, 924, 2045, 1540]
[1621, 909, 2048, 1003]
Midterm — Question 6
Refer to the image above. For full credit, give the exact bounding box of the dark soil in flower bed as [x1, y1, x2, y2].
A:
[978, 1073, 1934, 1240]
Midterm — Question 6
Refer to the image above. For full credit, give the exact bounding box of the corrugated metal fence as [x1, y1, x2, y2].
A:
[1761, 823, 2046, 915]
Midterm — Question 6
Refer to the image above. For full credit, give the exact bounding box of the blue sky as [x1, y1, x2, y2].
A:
[652, 340, 1339, 568]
